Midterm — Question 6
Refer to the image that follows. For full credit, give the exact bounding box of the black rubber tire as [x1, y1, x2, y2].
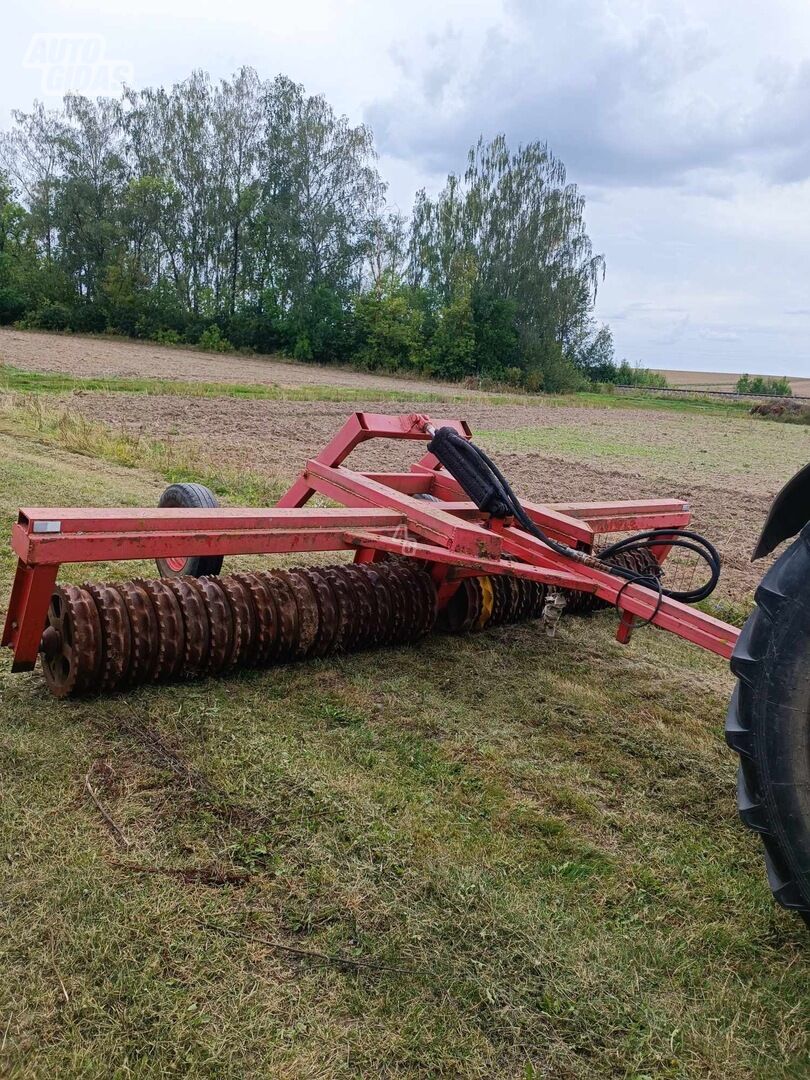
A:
[155, 483, 224, 579]
[727, 524, 810, 924]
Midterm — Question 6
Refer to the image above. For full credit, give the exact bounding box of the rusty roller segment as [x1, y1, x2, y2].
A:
[37, 560, 438, 699]
[36, 560, 558, 699]
[439, 548, 658, 632]
[439, 574, 546, 634]
[40, 585, 102, 697]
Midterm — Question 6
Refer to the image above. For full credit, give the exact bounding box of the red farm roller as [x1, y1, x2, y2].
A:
[3, 412, 809, 923]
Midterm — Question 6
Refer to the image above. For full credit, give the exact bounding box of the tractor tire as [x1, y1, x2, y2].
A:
[727, 523, 810, 924]
[155, 483, 224, 579]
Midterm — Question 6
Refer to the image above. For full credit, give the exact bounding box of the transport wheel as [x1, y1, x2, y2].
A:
[727, 523, 810, 924]
[155, 482, 224, 579]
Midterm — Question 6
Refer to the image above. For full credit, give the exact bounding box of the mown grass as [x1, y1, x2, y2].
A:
[0, 363, 481, 405]
[0, 361, 755, 418]
[0, 410, 808, 1077]
[0, 393, 288, 509]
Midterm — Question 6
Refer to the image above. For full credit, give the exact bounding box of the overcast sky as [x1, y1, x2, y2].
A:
[3, 0, 810, 376]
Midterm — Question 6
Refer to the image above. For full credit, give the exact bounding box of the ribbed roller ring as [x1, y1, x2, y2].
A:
[115, 581, 160, 684]
[319, 566, 361, 652]
[532, 579, 546, 618]
[501, 576, 522, 624]
[233, 572, 279, 666]
[411, 564, 439, 633]
[517, 577, 534, 621]
[165, 577, 210, 676]
[260, 571, 299, 659]
[40, 585, 103, 698]
[188, 577, 233, 674]
[283, 570, 320, 658]
[342, 563, 379, 650]
[86, 582, 132, 691]
[475, 576, 495, 630]
[376, 562, 407, 644]
[386, 562, 424, 641]
[140, 579, 186, 681]
[220, 574, 257, 669]
[296, 567, 340, 658]
[489, 575, 512, 627]
[360, 563, 392, 647]
[441, 577, 483, 634]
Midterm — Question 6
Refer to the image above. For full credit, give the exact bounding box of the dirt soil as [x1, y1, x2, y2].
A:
[0, 327, 484, 396]
[60, 391, 807, 604]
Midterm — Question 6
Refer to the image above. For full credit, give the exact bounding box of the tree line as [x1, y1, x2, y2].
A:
[0, 67, 629, 391]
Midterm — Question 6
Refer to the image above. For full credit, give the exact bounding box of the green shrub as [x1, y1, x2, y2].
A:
[519, 339, 586, 394]
[292, 334, 313, 361]
[523, 369, 544, 393]
[355, 282, 424, 371]
[281, 285, 358, 365]
[0, 286, 27, 324]
[736, 373, 792, 397]
[197, 325, 233, 353]
[68, 305, 107, 334]
[28, 302, 72, 331]
[154, 328, 181, 345]
[614, 360, 668, 388]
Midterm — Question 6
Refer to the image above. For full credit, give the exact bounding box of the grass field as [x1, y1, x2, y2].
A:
[0, 332, 808, 1077]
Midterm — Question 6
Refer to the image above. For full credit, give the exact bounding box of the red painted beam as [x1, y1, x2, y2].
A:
[2, 561, 58, 670]
[549, 499, 691, 534]
[278, 413, 471, 509]
[15, 506, 405, 534]
[411, 467, 595, 547]
[360, 472, 432, 494]
[553, 498, 690, 517]
[303, 460, 503, 559]
[11, 508, 408, 565]
[343, 530, 596, 591]
[12, 525, 397, 566]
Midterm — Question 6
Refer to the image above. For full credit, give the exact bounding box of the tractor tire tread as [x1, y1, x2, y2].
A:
[727, 526, 810, 923]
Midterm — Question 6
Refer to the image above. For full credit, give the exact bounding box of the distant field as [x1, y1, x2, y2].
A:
[655, 368, 810, 396]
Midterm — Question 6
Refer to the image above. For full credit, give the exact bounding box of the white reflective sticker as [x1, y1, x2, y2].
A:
[32, 520, 62, 533]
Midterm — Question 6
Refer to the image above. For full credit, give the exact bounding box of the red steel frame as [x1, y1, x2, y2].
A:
[2, 412, 740, 673]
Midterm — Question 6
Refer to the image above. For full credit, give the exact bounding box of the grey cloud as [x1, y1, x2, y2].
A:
[604, 302, 690, 322]
[652, 314, 691, 345]
[700, 328, 741, 342]
[366, 1, 810, 191]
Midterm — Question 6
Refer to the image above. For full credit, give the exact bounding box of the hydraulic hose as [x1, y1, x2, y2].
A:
[427, 426, 721, 606]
